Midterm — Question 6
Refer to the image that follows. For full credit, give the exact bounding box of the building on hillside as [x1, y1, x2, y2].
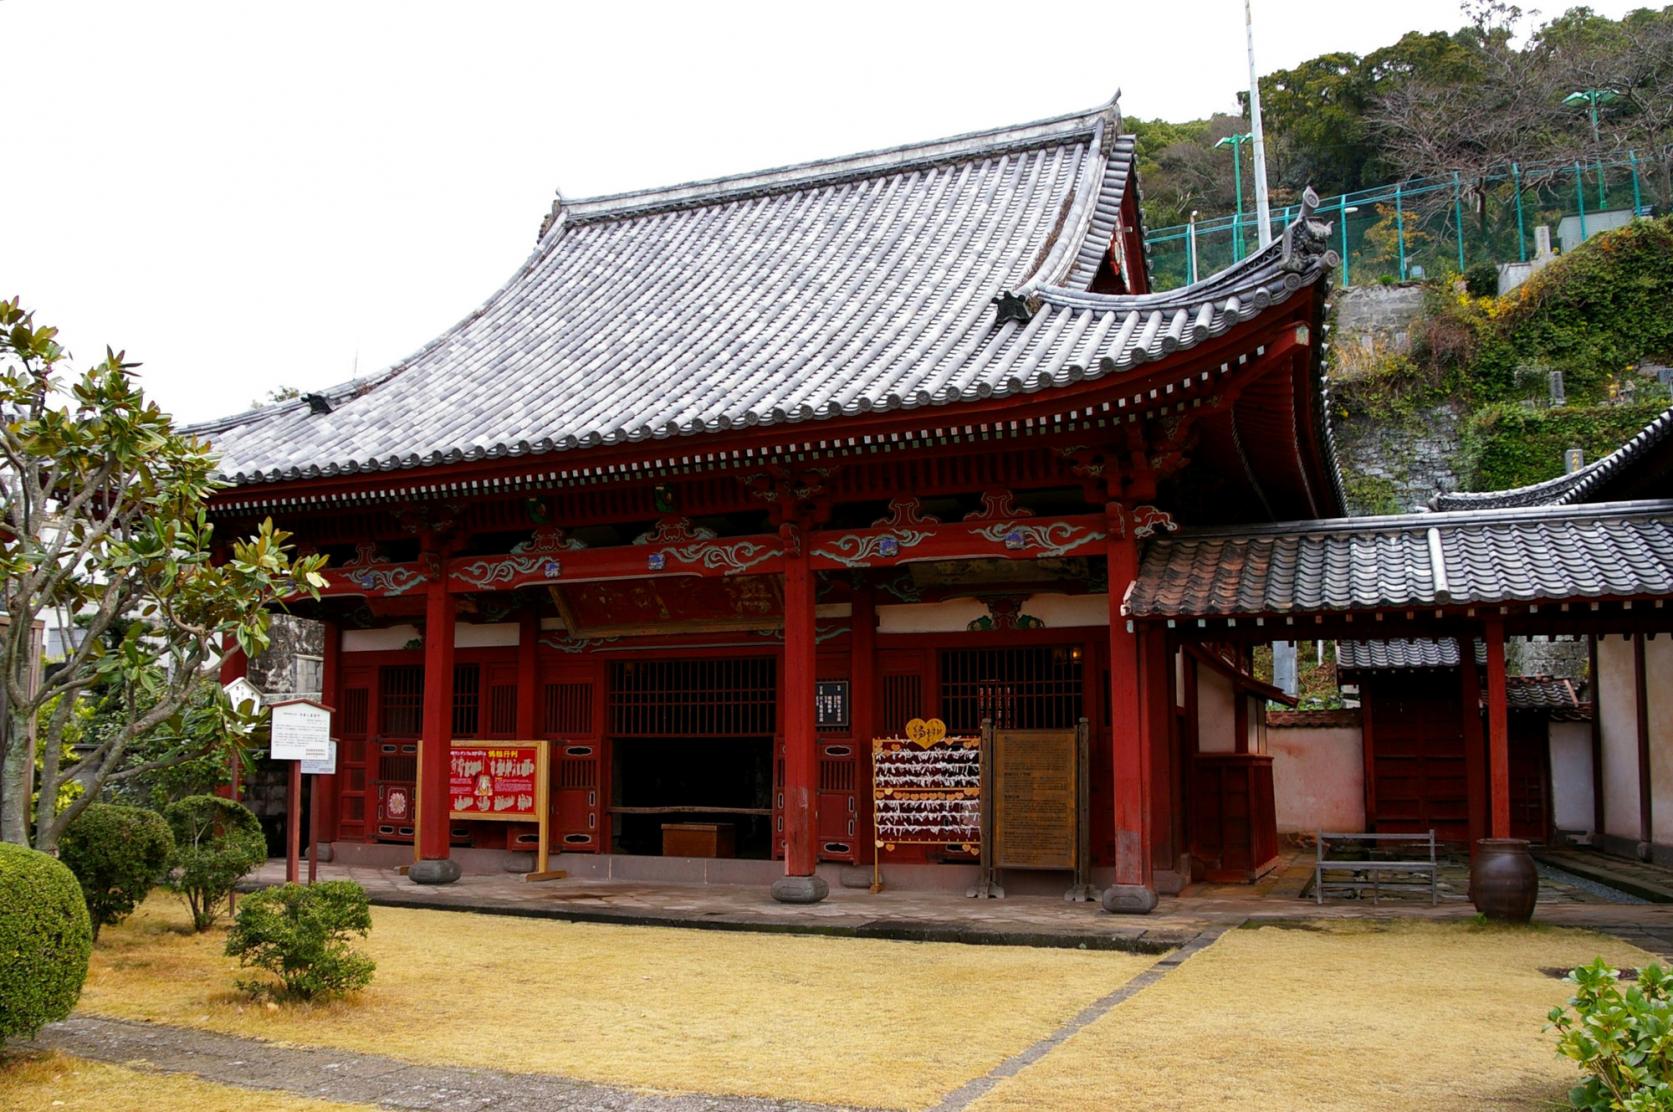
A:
[190, 96, 1672, 911]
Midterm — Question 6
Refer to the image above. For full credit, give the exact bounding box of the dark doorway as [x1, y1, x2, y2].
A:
[606, 656, 777, 857]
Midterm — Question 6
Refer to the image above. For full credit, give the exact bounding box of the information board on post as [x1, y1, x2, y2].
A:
[447, 739, 559, 881]
[269, 699, 332, 762]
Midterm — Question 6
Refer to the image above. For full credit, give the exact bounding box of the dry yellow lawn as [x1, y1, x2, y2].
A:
[970, 919, 1657, 1112]
[0, 1051, 371, 1112]
[81, 896, 1156, 1109]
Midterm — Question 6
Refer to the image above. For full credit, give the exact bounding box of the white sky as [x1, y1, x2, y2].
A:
[2, 0, 1647, 424]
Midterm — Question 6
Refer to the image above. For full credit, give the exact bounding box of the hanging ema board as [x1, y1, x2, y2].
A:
[870, 717, 981, 893]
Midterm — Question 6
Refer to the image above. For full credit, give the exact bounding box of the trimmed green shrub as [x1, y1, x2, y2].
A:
[1549, 958, 1673, 1110]
[59, 803, 175, 939]
[1464, 261, 1499, 299]
[225, 880, 375, 1002]
[163, 795, 268, 932]
[0, 841, 93, 1044]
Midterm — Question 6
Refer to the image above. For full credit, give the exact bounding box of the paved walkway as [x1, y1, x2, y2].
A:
[243, 848, 1673, 955]
[28, 1014, 869, 1111]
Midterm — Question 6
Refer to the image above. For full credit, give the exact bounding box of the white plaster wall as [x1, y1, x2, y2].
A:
[1550, 720, 1594, 835]
[1196, 667, 1236, 753]
[876, 592, 1108, 634]
[341, 621, 518, 652]
[343, 624, 420, 652]
[1598, 636, 1642, 842]
[1269, 726, 1364, 833]
[455, 622, 518, 648]
[1648, 639, 1673, 846]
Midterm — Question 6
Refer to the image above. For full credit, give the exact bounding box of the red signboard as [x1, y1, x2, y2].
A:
[449, 745, 540, 819]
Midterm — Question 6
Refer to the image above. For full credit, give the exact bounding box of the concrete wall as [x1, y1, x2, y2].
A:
[1269, 726, 1365, 833]
[1598, 636, 1642, 843]
[1549, 720, 1594, 835]
[1647, 639, 1673, 847]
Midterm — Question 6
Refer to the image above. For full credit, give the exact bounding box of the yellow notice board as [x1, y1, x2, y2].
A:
[445, 739, 562, 881]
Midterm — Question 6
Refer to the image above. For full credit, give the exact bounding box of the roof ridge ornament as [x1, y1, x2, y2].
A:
[1278, 186, 1337, 274]
[992, 290, 1041, 326]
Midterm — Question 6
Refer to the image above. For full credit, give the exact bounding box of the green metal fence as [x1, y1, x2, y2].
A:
[1145, 151, 1664, 292]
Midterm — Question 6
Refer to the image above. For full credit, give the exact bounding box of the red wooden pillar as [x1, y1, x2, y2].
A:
[1103, 504, 1155, 913]
[313, 617, 340, 866]
[772, 522, 827, 903]
[1141, 625, 1174, 877]
[516, 609, 539, 739]
[1484, 618, 1511, 839]
[412, 561, 460, 884]
[1460, 641, 1486, 847]
[850, 577, 878, 865]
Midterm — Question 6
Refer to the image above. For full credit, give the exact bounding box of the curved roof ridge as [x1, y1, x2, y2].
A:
[546, 99, 1119, 230]
[1431, 400, 1673, 510]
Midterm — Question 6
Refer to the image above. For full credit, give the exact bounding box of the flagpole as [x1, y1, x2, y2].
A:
[1246, 0, 1273, 247]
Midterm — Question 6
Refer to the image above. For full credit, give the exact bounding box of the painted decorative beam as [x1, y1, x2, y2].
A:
[307, 506, 1120, 600]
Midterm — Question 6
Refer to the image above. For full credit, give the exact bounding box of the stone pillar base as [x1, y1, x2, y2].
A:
[410, 858, 462, 885]
[314, 842, 334, 864]
[1101, 883, 1158, 914]
[770, 874, 830, 905]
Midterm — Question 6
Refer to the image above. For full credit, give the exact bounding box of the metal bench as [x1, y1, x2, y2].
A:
[1315, 830, 1438, 906]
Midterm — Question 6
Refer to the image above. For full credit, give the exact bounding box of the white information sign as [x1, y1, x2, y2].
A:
[301, 740, 338, 776]
[270, 701, 332, 762]
[223, 677, 263, 714]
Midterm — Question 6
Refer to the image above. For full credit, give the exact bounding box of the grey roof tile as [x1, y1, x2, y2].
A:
[186, 105, 1335, 489]
[1128, 499, 1673, 619]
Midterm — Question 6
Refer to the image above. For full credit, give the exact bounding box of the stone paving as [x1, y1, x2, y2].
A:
[28, 1014, 874, 1111]
[242, 847, 1673, 955]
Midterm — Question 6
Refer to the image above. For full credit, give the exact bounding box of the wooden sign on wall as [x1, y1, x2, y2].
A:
[992, 728, 1078, 870]
[981, 719, 1094, 901]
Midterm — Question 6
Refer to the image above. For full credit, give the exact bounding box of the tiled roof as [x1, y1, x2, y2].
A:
[1126, 499, 1673, 619]
[1337, 638, 1460, 671]
[1433, 402, 1673, 510]
[187, 102, 1337, 488]
[1503, 674, 1586, 716]
[1266, 709, 1361, 729]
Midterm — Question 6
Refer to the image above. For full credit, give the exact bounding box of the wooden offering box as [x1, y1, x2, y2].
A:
[662, 822, 736, 858]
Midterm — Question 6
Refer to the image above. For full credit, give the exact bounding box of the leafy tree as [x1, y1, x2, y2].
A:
[0, 298, 327, 852]
[164, 794, 268, 932]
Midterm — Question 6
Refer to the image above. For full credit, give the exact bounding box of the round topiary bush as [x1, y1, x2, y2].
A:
[163, 795, 268, 932]
[0, 840, 94, 1044]
[60, 803, 175, 940]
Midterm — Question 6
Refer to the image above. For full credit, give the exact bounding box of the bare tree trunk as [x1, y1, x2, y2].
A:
[0, 709, 33, 846]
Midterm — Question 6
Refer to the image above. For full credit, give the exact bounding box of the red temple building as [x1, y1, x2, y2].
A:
[193, 97, 1673, 911]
